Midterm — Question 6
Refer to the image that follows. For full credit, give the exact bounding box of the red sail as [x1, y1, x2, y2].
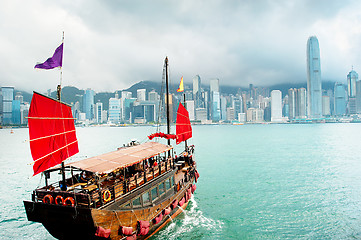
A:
[28, 92, 79, 176]
[176, 103, 192, 144]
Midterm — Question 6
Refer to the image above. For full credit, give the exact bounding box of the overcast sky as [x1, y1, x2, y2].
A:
[1, 0, 361, 93]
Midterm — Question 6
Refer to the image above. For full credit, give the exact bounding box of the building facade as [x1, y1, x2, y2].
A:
[306, 36, 322, 118]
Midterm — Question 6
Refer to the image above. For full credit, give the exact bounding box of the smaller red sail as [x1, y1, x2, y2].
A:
[176, 103, 192, 144]
[28, 92, 79, 176]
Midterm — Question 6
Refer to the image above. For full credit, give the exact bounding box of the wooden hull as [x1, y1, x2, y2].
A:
[24, 179, 195, 239]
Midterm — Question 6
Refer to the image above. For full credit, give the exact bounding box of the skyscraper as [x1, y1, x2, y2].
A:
[193, 75, 202, 109]
[306, 36, 322, 118]
[1, 87, 14, 124]
[347, 69, 358, 97]
[334, 83, 347, 116]
[82, 88, 95, 120]
[210, 78, 220, 121]
[271, 90, 283, 122]
[288, 88, 297, 120]
[297, 88, 307, 118]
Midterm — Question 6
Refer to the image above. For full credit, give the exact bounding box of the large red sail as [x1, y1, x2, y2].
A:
[176, 103, 192, 144]
[28, 92, 79, 176]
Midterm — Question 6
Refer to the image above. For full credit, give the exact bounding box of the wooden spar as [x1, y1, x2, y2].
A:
[165, 57, 171, 149]
[183, 92, 188, 150]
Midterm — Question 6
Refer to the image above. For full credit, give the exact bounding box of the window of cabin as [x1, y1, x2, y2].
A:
[151, 186, 158, 201]
[171, 176, 175, 185]
[142, 192, 150, 206]
[165, 178, 171, 190]
[122, 201, 131, 209]
[132, 197, 141, 208]
[159, 182, 165, 196]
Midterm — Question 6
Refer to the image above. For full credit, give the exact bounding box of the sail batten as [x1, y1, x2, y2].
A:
[28, 92, 79, 176]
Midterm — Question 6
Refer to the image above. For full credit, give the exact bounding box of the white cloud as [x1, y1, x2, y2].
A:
[0, 0, 360, 93]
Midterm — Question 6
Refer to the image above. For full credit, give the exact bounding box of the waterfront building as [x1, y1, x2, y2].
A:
[20, 102, 30, 125]
[347, 69, 358, 97]
[297, 88, 307, 118]
[82, 88, 95, 120]
[186, 100, 195, 121]
[238, 112, 246, 123]
[322, 96, 331, 116]
[226, 107, 235, 121]
[123, 98, 136, 122]
[220, 96, 227, 121]
[283, 95, 289, 118]
[108, 98, 121, 123]
[211, 91, 221, 121]
[137, 89, 146, 101]
[1, 87, 14, 124]
[288, 89, 297, 120]
[356, 80, 361, 113]
[246, 108, 264, 122]
[271, 90, 282, 122]
[195, 108, 207, 121]
[95, 102, 103, 123]
[348, 97, 357, 115]
[334, 83, 347, 116]
[132, 101, 156, 123]
[306, 36, 322, 118]
[12, 100, 21, 125]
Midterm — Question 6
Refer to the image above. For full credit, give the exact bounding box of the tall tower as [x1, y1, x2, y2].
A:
[271, 90, 283, 122]
[306, 36, 322, 118]
[347, 69, 358, 97]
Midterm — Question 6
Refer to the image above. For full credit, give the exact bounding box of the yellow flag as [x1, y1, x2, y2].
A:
[177, 76, 184, 92]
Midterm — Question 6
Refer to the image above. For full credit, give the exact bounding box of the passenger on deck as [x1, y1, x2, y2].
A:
[79, 171, 92, 183]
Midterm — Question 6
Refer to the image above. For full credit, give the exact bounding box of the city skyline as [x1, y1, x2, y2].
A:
[1, 1, 361, 93]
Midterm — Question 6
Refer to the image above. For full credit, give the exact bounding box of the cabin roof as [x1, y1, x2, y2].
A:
[66, 141, 172, 174]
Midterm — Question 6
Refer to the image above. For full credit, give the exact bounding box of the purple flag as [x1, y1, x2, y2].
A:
[34, 43, 63, 69]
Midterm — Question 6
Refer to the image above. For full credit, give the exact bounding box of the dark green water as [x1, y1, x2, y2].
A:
[2, 124, 361, 239]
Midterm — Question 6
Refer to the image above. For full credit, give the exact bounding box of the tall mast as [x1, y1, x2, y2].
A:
[165, 57, 171, 146]
[183, 92, 188, 150]
[59, 31, 66, 191]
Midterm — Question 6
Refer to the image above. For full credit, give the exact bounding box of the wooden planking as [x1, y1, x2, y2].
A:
[91, 179, 194, 240]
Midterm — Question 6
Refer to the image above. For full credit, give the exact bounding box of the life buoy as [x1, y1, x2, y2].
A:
[176, 183, 180, 192]
[103, 190, 112, 203]
[43, 194, 53, 204]
[63, 197, 75, 207]
[55, 195, 64, 205]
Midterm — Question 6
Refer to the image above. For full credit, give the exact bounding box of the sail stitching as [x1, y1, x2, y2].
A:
[27, 117, 76, 120]
[29, 130, 76, 142]
[32, 140, 78, 163]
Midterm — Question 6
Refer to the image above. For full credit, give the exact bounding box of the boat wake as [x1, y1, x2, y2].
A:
[154, 196, 224, 239]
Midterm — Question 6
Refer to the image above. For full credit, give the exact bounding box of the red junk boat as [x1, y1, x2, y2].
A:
[24, 57, 198, 239]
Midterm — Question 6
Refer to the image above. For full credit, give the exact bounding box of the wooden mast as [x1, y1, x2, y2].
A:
[183, 92, 188, 150]
[165, 57, 171, 147]
[59, 31, 66, 191]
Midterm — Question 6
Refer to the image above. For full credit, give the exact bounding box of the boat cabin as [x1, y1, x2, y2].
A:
[32, 141, 196, 210]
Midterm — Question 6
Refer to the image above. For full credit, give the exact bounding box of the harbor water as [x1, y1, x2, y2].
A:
[1, 124, 361, 239]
